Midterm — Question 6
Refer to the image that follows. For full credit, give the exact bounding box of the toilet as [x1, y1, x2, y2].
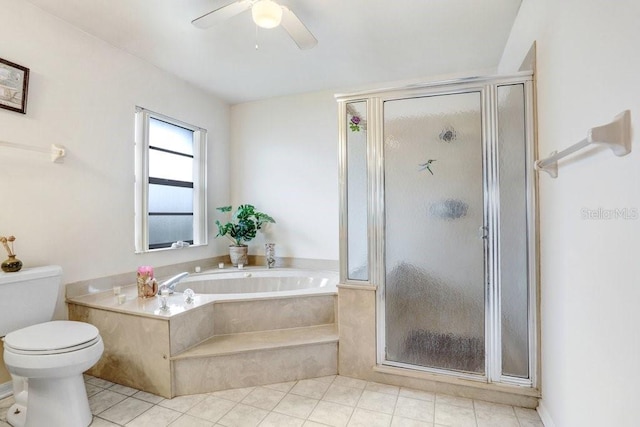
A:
[0, 266, 104, 427]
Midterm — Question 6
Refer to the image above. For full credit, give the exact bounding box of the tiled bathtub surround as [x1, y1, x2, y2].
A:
[67, 268, 339, 398]
[0, 374, 544, 426]
[65, 258, 338, 299]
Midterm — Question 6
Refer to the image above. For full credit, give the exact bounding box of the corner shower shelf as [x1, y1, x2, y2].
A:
[535, 110, 631, 178]
[0, 140, 66, 163]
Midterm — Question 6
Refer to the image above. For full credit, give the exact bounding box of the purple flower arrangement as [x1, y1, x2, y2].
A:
[349, 115, 361, 132]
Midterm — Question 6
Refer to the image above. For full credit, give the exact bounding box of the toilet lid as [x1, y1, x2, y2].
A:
[3, 320, 100, 354]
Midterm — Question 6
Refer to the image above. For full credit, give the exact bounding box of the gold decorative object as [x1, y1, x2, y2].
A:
[1, 235, 22, 272]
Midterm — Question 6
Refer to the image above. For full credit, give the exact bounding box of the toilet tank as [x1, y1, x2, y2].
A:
[0, 266, 62, 337]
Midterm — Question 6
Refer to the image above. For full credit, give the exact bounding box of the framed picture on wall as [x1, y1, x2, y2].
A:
[0, 57, 30, 114]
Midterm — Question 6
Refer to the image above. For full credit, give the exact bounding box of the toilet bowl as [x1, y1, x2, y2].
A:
[3, 321, 104, 427]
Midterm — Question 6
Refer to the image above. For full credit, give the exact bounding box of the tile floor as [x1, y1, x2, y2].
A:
[0, 374, 544, 427]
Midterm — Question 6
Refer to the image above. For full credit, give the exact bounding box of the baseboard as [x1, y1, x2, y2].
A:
[0, 381, 12, 399]
[537, 399, 556, 427]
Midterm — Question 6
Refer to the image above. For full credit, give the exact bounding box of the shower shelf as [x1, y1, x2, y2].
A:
[535, 110, 631, 178]
[0, 140, 66, 163]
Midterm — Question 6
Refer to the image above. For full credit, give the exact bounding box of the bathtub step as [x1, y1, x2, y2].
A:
[171, 324, 338, 395]
[172, 324, 338, 360]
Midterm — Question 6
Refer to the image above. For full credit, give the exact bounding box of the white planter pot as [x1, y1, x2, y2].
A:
[229, 245, 248, 266]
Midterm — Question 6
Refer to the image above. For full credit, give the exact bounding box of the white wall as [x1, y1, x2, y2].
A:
[0, 1, 230, 291]
[500, 1, 640, 426]
[229, 91, 339, 261]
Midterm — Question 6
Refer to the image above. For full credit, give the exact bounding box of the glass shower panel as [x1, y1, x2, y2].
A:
[497, 84, 530, 378]
[346, 102, 368, 281]
[384, 92, 485, 374]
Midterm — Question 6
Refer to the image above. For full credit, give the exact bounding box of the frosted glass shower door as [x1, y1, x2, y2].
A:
[383, 92, 486, 374]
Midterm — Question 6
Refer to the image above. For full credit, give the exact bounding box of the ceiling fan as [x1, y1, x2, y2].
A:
[192, 0, 318, 50]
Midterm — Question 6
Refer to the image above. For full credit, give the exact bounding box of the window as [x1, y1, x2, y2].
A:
[135, 108, 207, 252]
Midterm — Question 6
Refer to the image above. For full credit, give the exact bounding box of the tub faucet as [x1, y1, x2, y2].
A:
[158, 272, 189, 295]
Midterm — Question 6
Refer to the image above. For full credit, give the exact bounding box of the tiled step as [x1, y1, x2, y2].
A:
[171, 324, 338, 396]
[211, 295, 337, 335]
[173, 324, 338, 359]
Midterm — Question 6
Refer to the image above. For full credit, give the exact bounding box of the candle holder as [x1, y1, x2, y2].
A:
[137, 266, 158, 298]
[265, 243, 276, 268]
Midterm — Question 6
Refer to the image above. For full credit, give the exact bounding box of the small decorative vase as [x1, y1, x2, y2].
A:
[265, 243, 276, 268]
[229, 245, 248, 266]
[1, 255, 22, 273]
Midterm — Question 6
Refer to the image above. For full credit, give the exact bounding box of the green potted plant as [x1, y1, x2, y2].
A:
[214, 204, 275, 266]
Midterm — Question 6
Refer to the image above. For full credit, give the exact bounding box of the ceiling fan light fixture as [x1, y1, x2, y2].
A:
[252, 0, 283, 29]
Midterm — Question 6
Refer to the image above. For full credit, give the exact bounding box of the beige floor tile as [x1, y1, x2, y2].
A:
[365, 382, 400, 396]
[473, 400, 515, 416]
[0, 396, 14, 409]
[435, 394, 474, 409]
[110, 383, 140, 396]
[210, 387, 255, 403]
[390, 416, 433, 427]
[169, 414, 215, 427]
[258, 411, 305, 427]
[242, 387, 286, 411]
[308, 400, 354, 427]
[160, 394, 208, 413]
[399, 388, 436, 402]
[273, 393, 320, 419]
[348, 407, 392, 427]
[312, 375, 337, 384]
[133, 390, 165, 405]
[394, 396, 435, 423]
[86, 383, 105, 397]
[187, 395, 237, 423]
[86, 377, 116, 389]
[217, 403, 269, 427]
[290, 379, 331, 399]
[126, 405, 182, 427]
[322, 384, 363, 407]
[75, 368, 544, 427]
[434, 403, 476, 427]
[89, 389, 128, 415]
[332, 376, 368, 390]
[518, 419, 544, 427]
[357, 390, 397, 415]
[263, 381, 297, 393]
[99, 397, 153, 425]
[89, 418, 121, 427]
[0, 397, 12, 426]
[475, 411, 518, 427]
[514, 407, 541, 421]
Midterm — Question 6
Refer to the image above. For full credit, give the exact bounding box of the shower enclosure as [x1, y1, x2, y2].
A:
[337, 73, 537, 386]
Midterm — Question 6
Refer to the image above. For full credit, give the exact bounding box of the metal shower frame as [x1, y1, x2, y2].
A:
[336, 72, 538, 388]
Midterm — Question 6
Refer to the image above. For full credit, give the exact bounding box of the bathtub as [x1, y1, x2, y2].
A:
[174, 268, 339, 299]
[67, 267, 340, 398]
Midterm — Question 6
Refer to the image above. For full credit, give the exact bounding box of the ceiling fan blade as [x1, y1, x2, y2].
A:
[192, 0, 252, 29]
[280, 6, 318, 50]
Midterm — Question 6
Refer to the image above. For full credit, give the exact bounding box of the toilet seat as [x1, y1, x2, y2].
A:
[3, 320, 100, 355]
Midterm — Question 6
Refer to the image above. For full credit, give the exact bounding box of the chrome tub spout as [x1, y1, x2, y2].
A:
[158, 272, 189, 294]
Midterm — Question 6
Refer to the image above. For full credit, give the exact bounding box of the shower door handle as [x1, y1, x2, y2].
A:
[478, 226, 488, 239]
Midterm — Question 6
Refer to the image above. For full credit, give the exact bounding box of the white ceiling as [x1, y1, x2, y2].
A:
[26, 0, 522, 105]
